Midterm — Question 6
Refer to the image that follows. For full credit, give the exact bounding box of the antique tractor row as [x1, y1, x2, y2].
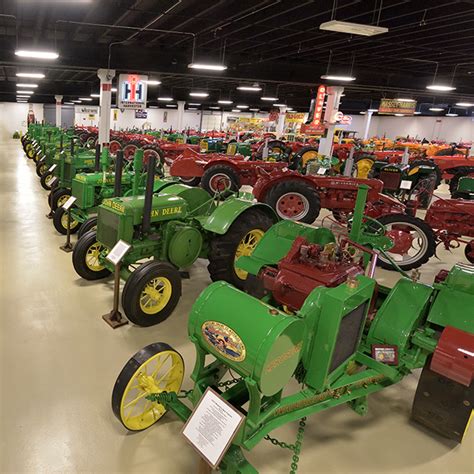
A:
[111, 186, 473, 473]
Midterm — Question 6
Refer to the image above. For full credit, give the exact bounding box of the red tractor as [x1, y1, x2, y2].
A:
[252, 169, 436, 271]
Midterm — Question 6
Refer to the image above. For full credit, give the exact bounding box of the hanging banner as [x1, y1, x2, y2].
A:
[378, 99, 416, 115]
[300, 85, 326, 135]
[117, 73, 148, 110]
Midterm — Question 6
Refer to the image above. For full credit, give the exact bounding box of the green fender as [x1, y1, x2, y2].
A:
[198, 197, 278, 235]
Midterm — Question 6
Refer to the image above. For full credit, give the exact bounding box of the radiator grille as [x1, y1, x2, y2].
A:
[379, 170, 401, 191]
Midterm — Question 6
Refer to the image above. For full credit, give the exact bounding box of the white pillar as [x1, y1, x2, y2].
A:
[362, 110, 373, 140]
[97, 68, 116, 150]
[319, 86, 344, 157]
[55, 95, 63, 127]
[276, 106, 287, 138]
[177, 101, 185, 132]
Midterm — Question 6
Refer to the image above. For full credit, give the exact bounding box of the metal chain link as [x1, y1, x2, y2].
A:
[176, 377, 242, 399]
[264, 417, 307, 474]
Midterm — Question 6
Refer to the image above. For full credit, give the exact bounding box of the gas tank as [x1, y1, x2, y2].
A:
[189, 281, 305, 396]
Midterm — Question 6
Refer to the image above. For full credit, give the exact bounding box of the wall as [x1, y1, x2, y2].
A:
[0, 103, 44, 140]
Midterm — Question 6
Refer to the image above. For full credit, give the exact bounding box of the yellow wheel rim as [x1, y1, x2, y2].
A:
[27, 148, 35, 158]
[234, 229, 265, 280]
[301, 150, 319, 167]
[85, 241, 106, 271]
[120, 350, 184, 430]
[57, 195, 70, 207]
[61, 212, 79, 231]
[355, 159, 374, 179]
[139, 277, 172, 315]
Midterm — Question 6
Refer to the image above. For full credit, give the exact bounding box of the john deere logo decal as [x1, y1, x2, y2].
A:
[201, 321, 246, 362]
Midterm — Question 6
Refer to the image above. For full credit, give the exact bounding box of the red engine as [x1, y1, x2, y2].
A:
[257, 236, 364, 311]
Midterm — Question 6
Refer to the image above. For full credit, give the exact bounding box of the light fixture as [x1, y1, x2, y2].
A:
[166, 104, 177, 108]
[72, 100, 82, 103]
[209, 106, 220, 110]
[360, 111, 366, 114]
[273, 103, 286, 107]
[414, 111, 422, 115]
[231, 109, 241, 112]
[17, 83, 38, 88]
[319, 20, 388, 36]
[368, 108, 378, 112]
[15, 49, 59, 60]
[236, 105, 249, 108]
[149, 105, 158, 109]
[188, 103, 201, 106]
[321, 75, 356, 81]
[456, 102, 474, 107]
[237, 85, 262, 91]
[158, 97, 173, 101]
[249, 108, 260, 112]
[189, 92, 209, 98]
[394, 113, 404, 117]
[426, 84, 456, 91]
[17, 100, 27, 103]
[90, 94, 100, 98]
[446, 112, 458, 117]
[188, 63, 227, 71]
[429, 107, 444, 112]
[261, 96, 278, 101]
[146, 80, 161, 85]
[16, 90, 34, 94]
[396, 98, 416, 102]
[218, 100, 233, 104]
[111, 88, 117, 92]
[79, 97, 93, 101]
[16, 72, 45, 78]
[16, 95, 30, 98]
[188, 107, 198, 110]
[64, 102, 75, 105]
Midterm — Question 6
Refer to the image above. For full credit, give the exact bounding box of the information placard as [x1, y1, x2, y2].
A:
[182, 387, 245, 469]
[400, 180, 413, 190]
[106, 239, 131, 266]
[62, 195, 77, 211]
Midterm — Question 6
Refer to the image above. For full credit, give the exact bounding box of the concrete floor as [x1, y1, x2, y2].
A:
[0, 139, 472, 473]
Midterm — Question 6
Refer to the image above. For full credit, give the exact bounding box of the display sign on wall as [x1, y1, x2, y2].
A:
[378, 99, 417, 115]
[135, 110, 148, 119]
[117, 74, 148, 110]
[76, 106, 99, 114]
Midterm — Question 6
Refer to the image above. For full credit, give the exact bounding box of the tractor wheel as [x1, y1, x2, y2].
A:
[40, 171, 56, 190]
[85, 134, 98, 149]
[111, 342, 184, 431]
[449, 167, 474, 196]
[354, 156, 375, 179]
[36, 160, 48, 177]
[411, 160, 442, 186]
[201, 165, 240, 198]
[208, 208, 274, 289]
[179, 176, 201, 186]
[53, 207, 81, 235]
[109, 139, 123, 157]
[465, 241, 474, 264]
[50, 188, 71, 211]
[72, 230, 111, 280]
[122, 261, 182, 327]
[376, 214, 436, 271]
[256, 139, 290, 161]
[26, 145, 36, 160]
[142, 145, 165, 177]
[77, 216, 97, 240]
[265, 180, 321, 224]
[290, 146, 320, 171]
[409, 174, 437, 209]
[122, 141, 141, 161]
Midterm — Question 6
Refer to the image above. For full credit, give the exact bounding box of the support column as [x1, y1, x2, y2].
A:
[276, 106, 287, 138]
[55, 95, 63, 127]
[318, 86, 344, 157]
[362, 110, 373, 140]
[97, 68, 116, 150]
[177, 101, 185, 132]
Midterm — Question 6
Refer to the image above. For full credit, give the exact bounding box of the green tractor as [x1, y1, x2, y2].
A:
[22, 124, 63, 162]
[72, 154, 278, 326]
[111, 186, 474, 473]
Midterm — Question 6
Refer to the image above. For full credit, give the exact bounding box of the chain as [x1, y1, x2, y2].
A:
[264, 417, 307, 474]
[217, 377, 242, 390]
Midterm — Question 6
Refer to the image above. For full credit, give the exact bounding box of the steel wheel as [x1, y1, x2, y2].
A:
[112, 343, 184, 431]
[276, 192, 310, 220]
[86, 241, 107, 272]
[123, 143, 138, 160]
[234, 229, 265, 280]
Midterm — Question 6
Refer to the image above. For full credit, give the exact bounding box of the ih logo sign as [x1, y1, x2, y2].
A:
[118, 73, 148, 110]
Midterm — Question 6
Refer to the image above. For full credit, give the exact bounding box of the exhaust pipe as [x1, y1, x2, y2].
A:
[114, 150, 124, 197]
[70, 137, 75, 156]
[94, 144, 101, 172]
[142, 152, 156, 234]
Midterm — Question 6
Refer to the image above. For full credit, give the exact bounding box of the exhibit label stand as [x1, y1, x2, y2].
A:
[102, 239, 131, 329]
[59, 196, 77, 253]
[46, 170, 59, 219]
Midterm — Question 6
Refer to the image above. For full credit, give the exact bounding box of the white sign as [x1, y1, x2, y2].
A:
[49, 177, 59, 188]
[106, 239, 132, 266]
[48, 164, 57, 172]
[62, 195, 77, 211]
[182, 387, 245, 469]
[317, 167, 327, 175]
[75, 106, 99, 114]
[400, 180, 413, 190]
[117, 74, 148, 110]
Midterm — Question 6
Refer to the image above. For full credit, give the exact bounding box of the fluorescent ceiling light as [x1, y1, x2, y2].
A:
[16, 95, 30, 98]
[237, 86, 262, 91]
[79, 97, 92, 101]
[456, 102, 474, 107]
[16, 72, 45, 78]
[15, 49, 59, 60]
[17, 100, 27, 103]
[231, 109, 241, 112]
[188, 63, 227, 71]
[158, 97, 173, 101]
[188, 103, 201, 106]
[321, 75, 356, 81]
[273, 103, 286, 107]
[429, 107, 444, 112]
[261, 96, 278, 101]
[111, 88, 117, 92]
[17, 83, 38, 88]
[218, 100, 233, 104]
[166, 104, 177, 107]
[64, 102, 75, 105]
[446, 113, 458, 117]
[368, 108, 378, 112]
[90, 94, 100, 98]
[394, 113, 404, 117]
[189, 92, 209, 97]
[360, 111, 366, 114]
[319, 20, 388, 36]
[72, 100, 82, 103]
[209, 106, 220, 109]
[249, 108, 260, 111]
[426, 84, 455, 91]
[236, 105, 249, 108]
[17, 90, 34, 94]
[188, 107, 198, 110]
[396, 98, 415, 102]
[414, 111, 422, 115]
[146, 80, 161, 85]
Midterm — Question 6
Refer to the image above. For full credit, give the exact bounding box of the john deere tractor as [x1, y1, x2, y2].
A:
[111, 186, 473, 473]
[72, 154, 277, 326]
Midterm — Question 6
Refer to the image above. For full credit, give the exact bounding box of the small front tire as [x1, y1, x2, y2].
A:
[72, 230, 111, 280]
